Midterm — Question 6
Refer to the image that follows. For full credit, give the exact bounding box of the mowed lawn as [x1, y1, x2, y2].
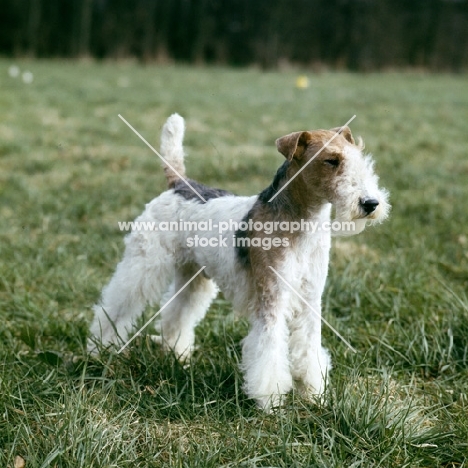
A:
[1, 60, 468, 467]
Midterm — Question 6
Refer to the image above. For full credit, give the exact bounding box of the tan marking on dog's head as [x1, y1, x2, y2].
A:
[329, 126, 355, 145]
[276, 126, 361, 161]
[276, 131, 313, 161]
[274, 129, 359, 209]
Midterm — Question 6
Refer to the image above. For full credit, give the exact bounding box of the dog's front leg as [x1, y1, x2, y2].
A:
[289, 314, 331, 400]
[241, 304, 293, 411]
[288, 281, 331, 401]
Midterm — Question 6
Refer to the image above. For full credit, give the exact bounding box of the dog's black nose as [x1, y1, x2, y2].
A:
[360, 198, 379, 215]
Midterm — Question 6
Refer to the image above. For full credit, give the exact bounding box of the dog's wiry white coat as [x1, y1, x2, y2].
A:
[89, 114, 389, 410]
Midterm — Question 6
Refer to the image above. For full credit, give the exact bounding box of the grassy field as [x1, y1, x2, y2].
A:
[1, 60, 468, 467]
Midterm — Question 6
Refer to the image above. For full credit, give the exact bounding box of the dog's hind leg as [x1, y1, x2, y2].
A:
[88, 232, 174, 352]
[153, 263, 218, 361]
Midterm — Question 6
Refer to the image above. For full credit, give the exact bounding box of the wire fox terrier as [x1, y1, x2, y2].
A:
[89, 114, 390, 410]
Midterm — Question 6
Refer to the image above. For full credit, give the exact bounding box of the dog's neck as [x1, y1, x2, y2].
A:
[256, 161, 328, 221]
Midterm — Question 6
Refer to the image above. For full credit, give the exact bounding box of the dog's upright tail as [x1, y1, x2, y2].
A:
[160, 113, 186, 188]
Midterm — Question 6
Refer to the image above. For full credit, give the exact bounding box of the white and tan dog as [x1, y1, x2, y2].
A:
[89, 114, 390, 410]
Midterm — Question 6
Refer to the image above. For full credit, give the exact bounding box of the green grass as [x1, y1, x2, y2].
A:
[1, 60, 468, 467]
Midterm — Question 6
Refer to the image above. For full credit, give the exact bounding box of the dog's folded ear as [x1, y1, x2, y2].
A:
[276, 131, 312, 161]
[330, 126, 355, 145]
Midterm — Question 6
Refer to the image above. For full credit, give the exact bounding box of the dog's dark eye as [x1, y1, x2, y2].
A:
[324, 159, 340, 167]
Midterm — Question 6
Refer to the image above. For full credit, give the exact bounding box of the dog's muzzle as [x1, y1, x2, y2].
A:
[360, 197, 379, 215]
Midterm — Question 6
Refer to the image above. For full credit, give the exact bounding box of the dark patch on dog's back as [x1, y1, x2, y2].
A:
[173, 179, 232, 203]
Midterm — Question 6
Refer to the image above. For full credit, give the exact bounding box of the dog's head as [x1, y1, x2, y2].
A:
[276, 127, 390, 231]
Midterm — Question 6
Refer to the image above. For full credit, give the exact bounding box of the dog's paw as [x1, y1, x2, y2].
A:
[149, 334, 196, 365]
